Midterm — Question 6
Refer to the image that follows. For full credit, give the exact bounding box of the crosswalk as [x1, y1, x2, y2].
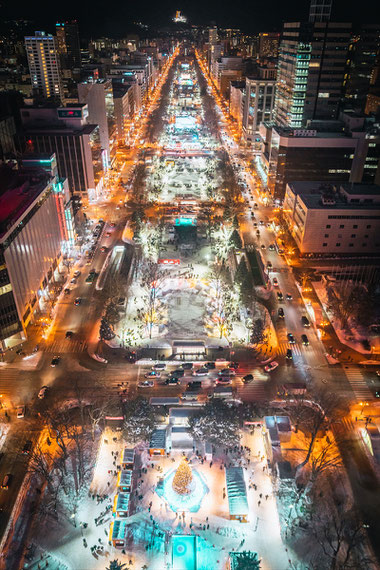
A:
[342, 365, 374, 401]
[43, 339, 88, 354]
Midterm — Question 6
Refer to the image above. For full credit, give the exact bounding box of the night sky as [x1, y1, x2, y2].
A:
[1, 0, 379, 38]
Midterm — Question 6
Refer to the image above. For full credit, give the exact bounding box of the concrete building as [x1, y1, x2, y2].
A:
[365, 93, 380, 115]
[283, 181, 380, 256]
[78, 79, 115, 168]
[0, 116, 16, 159]
[258, 123, 358, 199]
[0, 157, 69, 349]
[18, 104, 104, 202]
[274, 21, 352, 128]
[25, 31, 64, 102]
[258, 32, 280, 60]
[229, 80, 245, 133]
[55, 21, 81, 72]
[112, 83, 135, 143]
[242, 76, 276, 146]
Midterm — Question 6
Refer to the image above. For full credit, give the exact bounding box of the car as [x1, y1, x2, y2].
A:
[100, 246, 107, 253]
[278, 308, 285, 318]
[16, 406, 25, 419]
[301, 334, 310, 346]
[264, 361, 279, 372]
[243, 374, 254, 383]
[253, 222, 258, 228]
[138, 380, 154, 388]
[70, 278, 77, 285]
[256, 230, 260, 237]
[268, 244, 275, 251]
[277, 291, 284, 301]
[74, 297, 82, 305]
[172, 368, 185, 378]
[267, 261, 272, 269]
[165, 377, 180, 385]
[153, 363, 166, 370]
[105, 232, 111, 237]
[64, 288, 71, 295]
[22, 440, 32, 455]
[286, 348, 293, 360]
[273, 277, 279, 287]
[217, 376, 232, 385]
[1, 474, 12, 489]
[287, 333, 296, 344]
[192, 367, 209, 376]
[204, 362, 216, 369]
[250, 212, 255, 218]
[285, 293, 293, 301]
[187, 381, 202, 390]
[219, 368, 235, 376]
[259, 220, 264, 226]
[65, 331, 74, 339]
[73, 270, 81, 278]
[261, 244, 266, 249]
[301, 316, 310, 327]
[229, 362, 239, 370]
[38, 386, 48, 399]
[253, 203, 258, 209]
[181, 362, 193, 370]
[51, 356, 60, 367]
[110, 222, 116, 228]
[144, 371, 160, 378]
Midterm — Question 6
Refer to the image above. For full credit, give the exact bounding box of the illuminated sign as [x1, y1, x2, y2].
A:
[175, 218, 196, 226]
[158, 259, 180, 265]
[58, 109, 83, 118]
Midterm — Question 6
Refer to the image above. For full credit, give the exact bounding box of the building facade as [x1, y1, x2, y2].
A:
[25, 31, 64, 102]
[274, 22, 352, 127]
[242, 77, 275, 146]
[258, 33, 280, 60]
[0, 160, 67, 349]
[283, 181, 380, 256]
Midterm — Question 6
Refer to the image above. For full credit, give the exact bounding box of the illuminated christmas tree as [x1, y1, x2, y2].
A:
[172, 458, 193, 495]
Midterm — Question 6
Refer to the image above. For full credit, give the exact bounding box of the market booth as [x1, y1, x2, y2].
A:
[109, 519, 128, 547]
[113, 492, 131, 518]
[120, 448, 135, 470]
[225, 467, 249, 523]
[117, 469, 133, 493]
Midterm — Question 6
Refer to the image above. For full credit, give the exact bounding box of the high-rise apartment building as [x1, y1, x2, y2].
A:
[309, 0, 332, 23]
[258, 33, 280, 60]
[25, 31, 64, 102]
[274, 21, 351, 127]
[242, 76, 276, 146]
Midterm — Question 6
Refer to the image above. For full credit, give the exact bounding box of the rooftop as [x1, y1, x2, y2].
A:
[121, 448, 135, 464]
[149, 428, 167, 449]
[0, 164, 52, 240]
[114, 492, 130, 512]
[225, 466, 248, 516]
[288, 181, 380, 209]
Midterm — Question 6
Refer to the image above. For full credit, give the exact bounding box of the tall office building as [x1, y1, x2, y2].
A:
[309, 0, 332, 22]
[55, 21, 82, 71]
[25, 31, 64, 102]
[345, 24, 380, 112]
[274, 21, 351, 127]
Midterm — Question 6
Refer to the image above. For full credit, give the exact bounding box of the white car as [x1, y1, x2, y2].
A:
[16, 406, 25, 419]
[138, 380, 154, 388]
[264, 361, 279, 373]
[38, 386, 48, 399]
[192, 368, 209, 376]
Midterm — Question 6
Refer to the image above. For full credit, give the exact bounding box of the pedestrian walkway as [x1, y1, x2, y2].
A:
[237, 380, 267, 403]
[342, 365, 374, 401]
[43, 339, 87, 354]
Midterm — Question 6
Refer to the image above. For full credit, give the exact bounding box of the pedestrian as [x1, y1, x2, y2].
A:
[259, 493, 262, 499]
[258, 500, 261, 506]
[263, 465, 265, 472]
[265, 494, 269, 500]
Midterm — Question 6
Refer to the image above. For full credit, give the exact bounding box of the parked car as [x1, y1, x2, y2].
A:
[138, 380, 154, 388]
[301, 334, 309, 346]
[204, 362, 216, 369]
[264, 361, 279, 372]
[16, 406, 25, 419]
[144, 371, 160, 379]
[153, 363, 166, 370]
[219, 368, 235, 377]
[1, 474, 12, 489]
[38, 386, 48, 399]
[217, 376, 232, 384]
[172, 369, 185, 378]
[181, 362, 193, 370]
[301, 316, 310, 327]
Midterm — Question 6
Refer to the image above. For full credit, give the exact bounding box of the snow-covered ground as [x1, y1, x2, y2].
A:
[29, 427, 301, 570]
